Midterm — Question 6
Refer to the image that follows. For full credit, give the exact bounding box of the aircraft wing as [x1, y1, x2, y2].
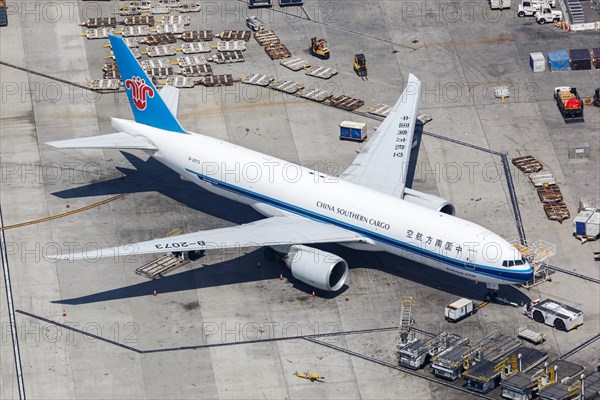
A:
[51, 216, 363, 260]
[340, 74, 421, 197]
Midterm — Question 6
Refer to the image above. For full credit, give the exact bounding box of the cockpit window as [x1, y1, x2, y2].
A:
[502, 258, 526, 267]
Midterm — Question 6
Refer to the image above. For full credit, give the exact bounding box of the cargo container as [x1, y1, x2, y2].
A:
[583, 212, 600, 237]
[339, 121, 367, 142]
[249, 0, 272, 8]
[592, 48, 600, 69]
[0, 0, 7, 27]
[530, 52, 545, 72]
[279, 0, 303, 5]
[445, 298, 474, 322]
[547, 50, 570, 71]
[570, 48, 591, 70]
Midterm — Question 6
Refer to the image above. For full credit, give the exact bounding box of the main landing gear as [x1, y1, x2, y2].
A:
[484, 283, 500, 302]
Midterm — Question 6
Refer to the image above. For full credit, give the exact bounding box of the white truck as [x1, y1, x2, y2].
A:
[245, 16, 264, 32]
[445, 298, 475, 322]
[490, 0, 511, 9]
[523, 299, 584, 331]
[535, 6, 562, 23]
[517, 0, 543, 16]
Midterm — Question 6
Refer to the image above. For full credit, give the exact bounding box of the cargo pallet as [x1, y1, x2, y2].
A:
[544, 203, 570, 223]
[512, 155, 543, 173]
[264, 44, 291, 60]
[140, 33, 177, 45]
[299, 88, 333, 102]
[181, 64, 212, 77]
[217, 30, 252, 41]
[147, 67, 175, 78]
[305, 65, 338, 79]
[122, 16, 155, 26]
[209, 51, 244, 64]
[180, 30, 214, 42]
[202, 74, 234, 87]
[329, 95, 364, 111]
[180, 42, 211, 54]
[254, 30, 280, 46]
[537, 186, 563, 204]
[271, 80, 304, 94]
[280, 57, 310, 71]
[81, 17, 117, 28]
[366, 103, 392, 117]
[242, 73, 274, 87]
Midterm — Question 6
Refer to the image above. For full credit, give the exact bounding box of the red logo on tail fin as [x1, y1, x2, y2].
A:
[125, 76, 154, 111]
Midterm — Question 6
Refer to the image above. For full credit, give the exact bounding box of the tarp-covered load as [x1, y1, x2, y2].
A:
[547, 50, 570, 71]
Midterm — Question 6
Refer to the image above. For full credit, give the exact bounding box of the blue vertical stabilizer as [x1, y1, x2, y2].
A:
[108, 35, 186, 134]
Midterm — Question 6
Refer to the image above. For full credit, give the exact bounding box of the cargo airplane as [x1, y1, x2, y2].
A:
[48, 35, 533, 296]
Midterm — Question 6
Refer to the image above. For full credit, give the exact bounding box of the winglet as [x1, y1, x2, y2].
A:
[108, 35, 186, 134]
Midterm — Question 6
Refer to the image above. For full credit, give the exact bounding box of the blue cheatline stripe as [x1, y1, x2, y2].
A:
[186, 168, 531, 283]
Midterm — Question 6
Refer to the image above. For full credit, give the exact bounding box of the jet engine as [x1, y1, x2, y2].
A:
[402, 188, 455, 215]
[282, 245, 348, 292]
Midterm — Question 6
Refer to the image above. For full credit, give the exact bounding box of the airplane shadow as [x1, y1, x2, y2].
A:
[53, 248, 341, 305]
[52, 151, 263, 225]
[54, 245, 530, 306]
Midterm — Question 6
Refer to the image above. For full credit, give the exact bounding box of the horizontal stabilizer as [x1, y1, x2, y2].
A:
[46, 132, 157, 150]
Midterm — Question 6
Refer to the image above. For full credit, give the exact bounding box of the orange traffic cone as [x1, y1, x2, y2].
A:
[153, 290, 157, 297]
[312, 291, 316, 298]
[279, 273, 283, 281]
[63, 310, 67, 317]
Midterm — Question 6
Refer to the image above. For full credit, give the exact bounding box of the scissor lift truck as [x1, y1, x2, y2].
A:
[397, 332, 466, 370]
[523, 299, 584, 331]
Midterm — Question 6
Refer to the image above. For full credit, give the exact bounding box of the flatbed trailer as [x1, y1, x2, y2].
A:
[554, 87, 584, 123]
[464, 346, 548, 393]
[431, 344, 471, 380]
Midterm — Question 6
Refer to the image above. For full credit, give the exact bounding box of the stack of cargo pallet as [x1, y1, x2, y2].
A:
[77, 3, 245, 91]
[512, 156, 570, 223]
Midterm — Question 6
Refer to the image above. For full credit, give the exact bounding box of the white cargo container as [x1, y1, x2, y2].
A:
[530, 52, 546, 72]
[586, 212, 600, 237]
[573, 210, 599, 237]
[445, 298, 474, 322]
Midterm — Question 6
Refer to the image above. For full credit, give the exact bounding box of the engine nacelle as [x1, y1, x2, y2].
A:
[282, 245, 348, 292]
[403, 188, 455, 215]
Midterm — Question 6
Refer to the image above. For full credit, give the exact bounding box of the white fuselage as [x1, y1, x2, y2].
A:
[114, 118, 533, 285]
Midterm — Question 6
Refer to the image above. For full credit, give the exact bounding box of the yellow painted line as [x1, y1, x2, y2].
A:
[0, 193, 129, 231]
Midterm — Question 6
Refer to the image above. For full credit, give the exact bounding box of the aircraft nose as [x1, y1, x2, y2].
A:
[523, 264, 534, 282]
